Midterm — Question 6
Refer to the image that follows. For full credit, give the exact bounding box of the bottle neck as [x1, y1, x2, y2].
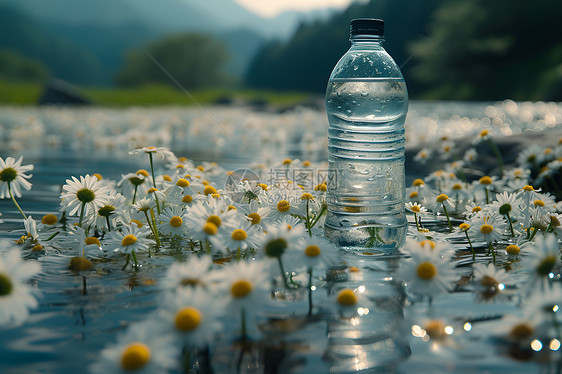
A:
[350, 35, 384, 47]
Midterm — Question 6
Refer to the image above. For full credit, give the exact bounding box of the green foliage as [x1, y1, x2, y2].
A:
[409, 0, 562, 100]
[0, 79, 42, 104]
[116, 33, 231, 90]
[245, 0, 444, 94]
[0, 49, 48, 82]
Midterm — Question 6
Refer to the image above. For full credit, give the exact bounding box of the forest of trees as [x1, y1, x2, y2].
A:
[245, 0, 562, 101]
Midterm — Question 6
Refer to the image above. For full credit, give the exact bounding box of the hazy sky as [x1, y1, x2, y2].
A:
[234, 0, 357, 18]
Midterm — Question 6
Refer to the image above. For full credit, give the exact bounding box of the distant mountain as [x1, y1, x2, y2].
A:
[0, 5, 106, 85]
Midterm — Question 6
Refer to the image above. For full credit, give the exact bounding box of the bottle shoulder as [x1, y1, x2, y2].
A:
[330, 48, 403, 80]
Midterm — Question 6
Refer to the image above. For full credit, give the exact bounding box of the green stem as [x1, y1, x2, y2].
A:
[506, 213, 515, 237]
[237, 246, 241, 261]
[488, 242, 496, 264]
[485, 187, 490, 205]
[132, 185, 138, 204]
[309, 204, 326, 229]
[45, 231, 60, 241]
[148, 153, 161, 215]
[131, 250, 139, 267]
[78, 202, 86, 227]
[149, 208, 161, 249]
[105, 215, 112, 232]
[277, 256, 291, 289]
[544, 222, 553, 236]
[529, 226, 538, 241]
[305, 200, 312, 237]
[414, 212, 420, 231]
[464, 231, 475, 262]
[307, 267, 313, 317]
[241, 308, 247, 340]
[122, 253, 130, 270]
[206, 240, 211, 254]
[441, 202, 453, 230]
[8, 182, 27, 220]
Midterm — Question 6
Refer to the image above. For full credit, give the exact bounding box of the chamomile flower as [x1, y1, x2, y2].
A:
[0, 156, 33, 199]
[414, 148, 431, 164]
[212, 260, 271, 315]
[129, 146, 174, 160]
[522, 281, 562, 320]
[222, 223, 263, 253]
[156, 286, 225, 348]
[23, 216, 38, 241]
[471, 263, 513, 303]
[109, 223, 154, 255]
[90, 320, 179, 374]
[521, 234, 561, 292]
[468, 213, 507, 244]
[161, 255, 214, 291]
[262, 186, 302, 222]
[397, 246, 457, 298]
[158, 206, 189, 237]
[60, 174, 110, 217]
[242, 200, 272, 229]
[285, 235, 338, 271]
[0, 246, 41, 326]
[94, 191, 127, 232]
[117, 172, 148, 203]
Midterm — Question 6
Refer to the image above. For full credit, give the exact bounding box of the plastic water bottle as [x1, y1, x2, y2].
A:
[324, 18, 408, 251]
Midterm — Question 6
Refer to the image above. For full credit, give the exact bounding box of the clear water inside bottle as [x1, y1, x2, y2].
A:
[325, 77, 408, 251]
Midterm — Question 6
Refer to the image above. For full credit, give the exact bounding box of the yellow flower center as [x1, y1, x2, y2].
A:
[416, 262, 437, 280]
[257, 183, 268, 191]
[85, 237, 101, 246]
[301, 193, 315, 201]
[32, 244, 43, 252]
[506, 244, 520, 255]
[436, 194, 449, 203]
[76, 188, 95, 203]
[410, 205, 421, 213]
[136, 169, 149, 177]
[247, 213, 261, 225]
[227, 205, 237, 211]
[480, 129, 489, 137]
[472, 206, 482, 213]
[231, 229, 247, 241]
[337, 289, 357, 306]
[68, 256, 93, 272]
[480, 224, 494, 234]
[459, 223, 470, 231]
[424, 320, 447, 340]
[162, 175, 172, 182]
[277, 200, 291, 212]
[147, 188, 158, 194]
[130, 219, 143, 228]
[452, 183, 462, 190]
[479, 176, 492, 185]
[182, 195, 193, 204]
[206, 215, 222, 227]
[536, 255, 556, 276]
[314, 183, 327, 192]
[41, 214, 58, 225]
[305, 245, 321, 257]
[0, 167, 17, 182]
[409, 191, 419, 198]
[121, 234, 138, 247]
[175, 307, 202, 332]
[203, 222, 218, 235]
[231, 280, 252, 298]
[121, 342, 151, 371]
[203, 186, 217, 196]
[413, 179, 424, 187]
[282, 158, 292, 165]
[169, 216, 183, 228]
[0, 273, 13, 296]
[533, 199, 545, 207]
[176, 178, 190, 188]
[510, 323, 534, 340]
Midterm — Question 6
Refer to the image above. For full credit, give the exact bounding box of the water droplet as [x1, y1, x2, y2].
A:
[353, 65, 359, 71]
[361, 91, 369, 97]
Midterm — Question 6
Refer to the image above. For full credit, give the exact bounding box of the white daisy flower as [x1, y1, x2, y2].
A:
[156, 286, 225, 348]
[129, 146, 174, 160]
[285, 235, 338, 272]
[117, 171, 149, 203]
[0, 156, 33, 199]
[467, 212, 507, 244]
[211, 260, 271, 316]
[242, 200, 272, 229]
[397, 246, 457, 298]
[60, 174, 110, 217]
[260, 221, 306, 260]
[94, 191, 127, 232]
[158, 206, 189, 237]
[161, 255, 215, 291]
[0, 246, 41, 326]
[23, 216, 38, 241]
[108, 223, 154, 255]
[521, 234, 561, 292]
[471, 263, 513, 303]
[90, 320, 179, 374]
[261, 186, 302, 222]
[222, 223, 263, 253]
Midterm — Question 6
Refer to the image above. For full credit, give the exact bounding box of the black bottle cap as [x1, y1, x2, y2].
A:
[350, 18, 384, 37]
